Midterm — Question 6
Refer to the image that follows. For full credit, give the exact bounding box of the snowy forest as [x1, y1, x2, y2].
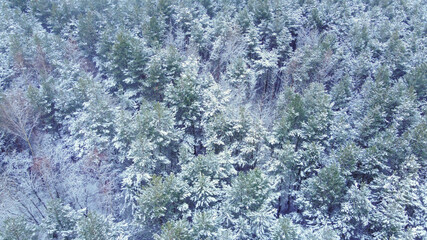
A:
[0, 0, 426, 239]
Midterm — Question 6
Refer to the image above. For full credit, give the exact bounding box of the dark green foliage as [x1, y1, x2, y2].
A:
[331, 75, 352, 110]
[301, 82, 332, 144]
[77, 212, 108, 240]
[41, 199, 78, 239]
[111, 33, 133, 82]
[8, 0, 29, 12]
[154, 219, 192, 240]
[406, 63, 427, 101]
[336, 143, 361, 176]
[300, 164, 346, 212]
[29, 0, 53, 29]
[68, 79, 116, 155]
[78, 11, 99, 59]
[408, 121, 427, 166]
[125, 101, 179, 178]
[275, 87, 305, 145]
[340, 184, 373, 239]
[190, 210, 218, 239]
[0, 0, 425, 239]
[227, 168, 272, 214]
[248, 0, 271, 25]
[275, 82, 332, 151]
[27, 78, 57, 131]
[271, 217, 299, 240]
[136, 174, 188, 233]
[165, 57, 204, 132]
[1, 217, 36, 240]
[144, 46, 182, 101]
[98, 30, 150, 93]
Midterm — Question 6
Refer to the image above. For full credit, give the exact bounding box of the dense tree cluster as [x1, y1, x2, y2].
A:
[0, 0, 426, 239]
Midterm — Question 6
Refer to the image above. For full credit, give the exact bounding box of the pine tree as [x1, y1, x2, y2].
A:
[179, 148, 236, 191]
[154, 219, 192, 240]
[136, 174, 189, 235]
[225, 57, 254, 98]
[339, 183, 373, 239]
[407, 120, 427, 167]
[1, 217, 36, 240]
[109, 31, 149, 92]
[112, 108, 133, 163]
[301, 82, 333, 145]
[27, 77, 57, 131]
[164, 56, 205, 147]
[190, 173, 219, 209]
[254, 48, 279, 101]
[221, 168, 275, 239]
[392, 80, 421, 135]
[271, 217, 300, 240]
[141, 0, 169, 47]
[330, 75, 352, 111]
[188, 6, 214, 60]
[247, 0, 271, 26]
[40, 199, 79, 239]
[297, 164, 346, 218]
[274, 87, 305, 148]
[68, 79, 115, 157]
[124, 101, 179, 188]
[0, 4, 15, 89]
[353, 66, 397, 146]
[190, 210, 219, 239]
[77, 10, 100, 60]
[53, 62, 92, 125]
[405, 63, 427, 101]
[144, 45, 182, 101]
[76, 212, 128, 240]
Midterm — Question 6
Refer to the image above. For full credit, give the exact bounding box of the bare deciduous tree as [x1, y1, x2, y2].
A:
[0, 89, 39, 156]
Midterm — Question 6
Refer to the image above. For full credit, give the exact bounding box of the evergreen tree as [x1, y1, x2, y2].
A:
[144, 45, 182, 101]
[1, 0, 426, 239]
[108, 31, 150, 93]
[154, 219, 192, 240]
[77, 212, 109, 240]
[164, 56, 205, 153]
[68, 79, 115, 156]
[40, 199, 79, 239]
[301, 82, 333, 145]
[123, 101, 179, 188]
[1, 217, 36, 240]
[76, 212, 127, 240]
[221, 168, 275, 239]
[339, 183, 373, 239]
[405, 63, 427, 101]
[190, 210, 219, 239]
[77, 10, 100, 60]
[297, 164, 346, 219]
[270, 217, 300, 240]
[136, 174, 189, 235]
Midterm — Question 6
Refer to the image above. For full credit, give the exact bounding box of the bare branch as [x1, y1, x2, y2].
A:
[0, 89, 39, 155]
